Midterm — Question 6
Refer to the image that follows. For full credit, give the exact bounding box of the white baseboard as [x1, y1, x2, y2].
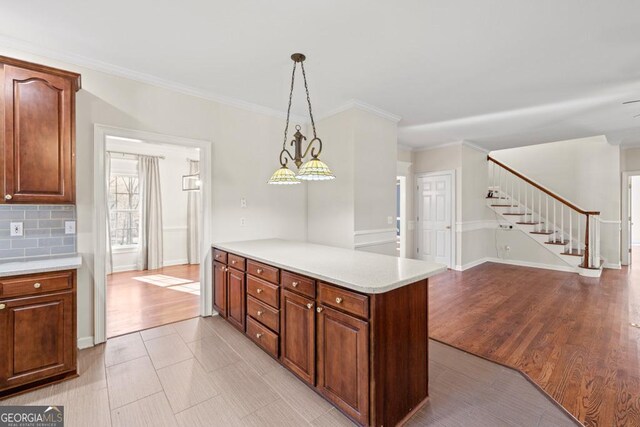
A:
[112, 264, 137, 273]
[78, 336, 94, 349]
[603, 262, 621, 269]
[456, 257, 576, 274]
[163, 258, 189, 267]
[112, 259, 191, 273]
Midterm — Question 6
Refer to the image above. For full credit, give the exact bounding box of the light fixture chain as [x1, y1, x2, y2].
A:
[300, 61, 317, 139]
[282, 62, 297, 148]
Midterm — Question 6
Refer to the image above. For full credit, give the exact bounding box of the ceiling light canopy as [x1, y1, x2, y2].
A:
[268, 53, 335, 185]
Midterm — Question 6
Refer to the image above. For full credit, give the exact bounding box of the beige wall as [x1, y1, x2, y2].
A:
[622, 147, 640, 172]
[0, 46, 308, 344]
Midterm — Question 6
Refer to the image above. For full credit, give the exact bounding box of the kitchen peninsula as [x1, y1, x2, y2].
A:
[212, 239, 446, 427]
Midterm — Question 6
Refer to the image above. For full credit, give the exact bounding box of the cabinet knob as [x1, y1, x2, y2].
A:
[257, 310, 263, 317]
[335, 297, 343, 304]
[256, 333, 263, 339]
[316, 307, 323, 313]
[220, 266, 225, 271]
[256, 288, 263, 294]
[0, 303, 5, 310]
[224, 267, 229, 272]
[256, 268, 263, 274]
[33, 283, 41, 289]
[215, 254, 220, 258]
[292, 281, 299, 287]
[231, 260, 236, 264]
[4, 194, 12, 200]
[306, 303, 313, 309]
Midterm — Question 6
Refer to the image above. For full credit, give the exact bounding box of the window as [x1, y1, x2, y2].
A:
[109, 175, 140, 247]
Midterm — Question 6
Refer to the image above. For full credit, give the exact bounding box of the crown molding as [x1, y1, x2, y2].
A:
[397, 143, 415, 152]
[318, 99, 402, 123]
[411, 140, 463, 153]
[0, 34, 308, 124]
[462, 140, 490, 153]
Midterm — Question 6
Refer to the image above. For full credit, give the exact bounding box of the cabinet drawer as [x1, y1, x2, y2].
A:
[228, 254, 246, 271]
[247, 316, 279, 358]
[247, 260, 279, 285]
[0, 271, 74, 298]
[213, 249, 227, 264]
[247, 275, 280, 309]
[318, 282, 369, 319]
[282, 271, 315, 298]
[247, 296, 279, 333]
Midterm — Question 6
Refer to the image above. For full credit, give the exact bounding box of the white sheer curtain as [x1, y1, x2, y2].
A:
[137, 155, 164, 270]
[105, 153, 114, 274]
[187, 160, 200, 264]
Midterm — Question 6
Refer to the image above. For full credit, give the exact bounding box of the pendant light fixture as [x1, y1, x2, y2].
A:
[268, 53, 335, 184]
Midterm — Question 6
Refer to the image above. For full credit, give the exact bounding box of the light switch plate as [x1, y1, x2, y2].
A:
[240, 198, 247, 208]
[10, 222, 23, 237]
[240, 218, 246, 227]
[65, 220, 76, 235]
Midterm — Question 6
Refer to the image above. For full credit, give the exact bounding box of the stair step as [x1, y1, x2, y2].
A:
[486, 196, 501, 199]
[492, 204, 513, 207]
[530, 231, 554, 235]
[562, 249, 584, 257]
[503, 212, 531, 216]
[517, 221, 542, 225]
[545, 240, 569, 246]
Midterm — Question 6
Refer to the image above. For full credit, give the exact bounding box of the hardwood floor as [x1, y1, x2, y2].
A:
[430, 262, 640, 426]
[107, 265, 200, 338]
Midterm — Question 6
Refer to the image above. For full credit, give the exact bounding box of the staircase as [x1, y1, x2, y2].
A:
[487, 156, 602, 277]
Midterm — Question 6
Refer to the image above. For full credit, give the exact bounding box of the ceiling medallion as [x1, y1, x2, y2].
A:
[268, 53, 335, 185]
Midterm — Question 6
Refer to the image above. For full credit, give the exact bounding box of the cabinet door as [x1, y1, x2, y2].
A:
[213, 262, 227, 318]
[317, 305, 369, 425]
[3, 65, 74, 203]
[280, 290, 315, 384]
[227, 268, 245, 331]
[0, 292, 75, 390]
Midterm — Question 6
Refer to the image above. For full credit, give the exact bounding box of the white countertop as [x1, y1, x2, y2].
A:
[213, 239, 446, 294]
[0, 255, 82, 277]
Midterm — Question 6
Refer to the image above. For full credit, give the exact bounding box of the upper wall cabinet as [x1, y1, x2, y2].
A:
[0, 56, 81, 204]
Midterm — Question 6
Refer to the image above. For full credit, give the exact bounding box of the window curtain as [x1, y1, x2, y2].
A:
[105, 153, 114, 274]
[137, 155, 164, 270]
[187, 160, 200, 264]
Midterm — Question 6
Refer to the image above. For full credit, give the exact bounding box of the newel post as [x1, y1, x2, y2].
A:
[582, 213, 590, 268]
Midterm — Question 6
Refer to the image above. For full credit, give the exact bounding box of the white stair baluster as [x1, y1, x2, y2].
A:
[561, 205, 564, 245]
[553, 199, 557, 242]
[577, 214, 581, 257]
[491, 162, 495, 195]
[537, 190, 541, 232]
[545, 195, 549, 233]
[569, 210, 573, 252]
[525, 183, 528, 215]
[511, 174, 515, 208]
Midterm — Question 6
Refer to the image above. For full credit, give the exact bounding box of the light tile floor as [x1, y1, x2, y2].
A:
[0, 316, 578, 426]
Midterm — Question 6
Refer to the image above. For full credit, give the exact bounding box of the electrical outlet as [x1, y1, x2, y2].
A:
[10, 222, 23, 237]
[240, 198, 247, 208]
[65, 220, 76, 235]
[240, 218, 246, 227]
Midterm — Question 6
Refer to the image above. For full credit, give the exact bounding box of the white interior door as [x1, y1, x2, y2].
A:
[418, 174, 453, 267]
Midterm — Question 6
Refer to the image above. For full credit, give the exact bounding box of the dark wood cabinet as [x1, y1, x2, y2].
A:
[227, 267, 245, 331]
[0, 56, 80, 204]
[212, 246, 430, 427]
[317, 305, 369, 425]
[213, 261, 227, 318]
[280, 289, 315, 384]
[0, 270, 77, 398]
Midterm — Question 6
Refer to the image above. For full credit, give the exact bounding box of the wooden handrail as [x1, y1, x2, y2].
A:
[487, 156, 600, 216]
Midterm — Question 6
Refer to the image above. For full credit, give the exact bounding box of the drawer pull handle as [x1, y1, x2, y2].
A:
[4, 194, 12, 200]
[316, 307, 323, 313]
[257, 310, 264, 316]
[33, 283, 41, 289]
[256, 268, 263, 274]
[256, 333, 263, 339]
[306, 303, 313, 309]
[0, 304, 5, 310]
[256, 288, 263, 294]
[292, 281, 299, 287]
[335, 297, 343, 304]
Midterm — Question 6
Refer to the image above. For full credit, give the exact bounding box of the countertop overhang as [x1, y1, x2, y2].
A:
[213, 239, 446, 294]
[0, 255, 82, 278]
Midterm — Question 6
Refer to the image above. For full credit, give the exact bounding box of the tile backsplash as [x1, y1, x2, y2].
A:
[0, 205, 76, 261]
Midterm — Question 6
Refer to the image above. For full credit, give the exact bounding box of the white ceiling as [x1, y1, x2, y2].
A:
[2, 0, 640, 150]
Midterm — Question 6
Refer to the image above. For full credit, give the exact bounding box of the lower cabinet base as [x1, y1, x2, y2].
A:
[0, 369, 78, 400]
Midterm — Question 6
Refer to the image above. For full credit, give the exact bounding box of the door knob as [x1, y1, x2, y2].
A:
[4, 195, 12, 200]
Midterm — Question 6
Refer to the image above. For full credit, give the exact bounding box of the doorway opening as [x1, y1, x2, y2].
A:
[631, 176, 640, 268]
[105, 136, 202, 338]
[416, 171, 455, 268]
